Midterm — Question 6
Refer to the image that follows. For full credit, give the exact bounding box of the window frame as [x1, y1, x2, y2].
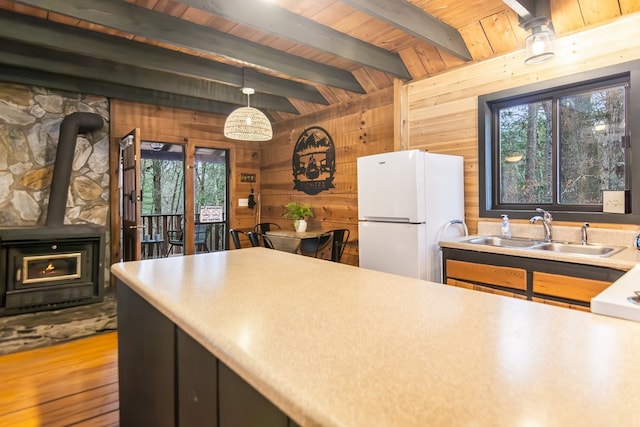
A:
[478, 60, 640, 224]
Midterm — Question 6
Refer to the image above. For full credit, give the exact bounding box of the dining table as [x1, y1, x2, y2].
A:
[265, 229, 328, 253]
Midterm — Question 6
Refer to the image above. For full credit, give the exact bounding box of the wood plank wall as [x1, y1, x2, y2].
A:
[109, 100, 260, 262]
[404, 13, 640, 234]
[263, 88, 395, 265]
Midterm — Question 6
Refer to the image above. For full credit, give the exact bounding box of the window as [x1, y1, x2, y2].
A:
[479, 61, 640, 223]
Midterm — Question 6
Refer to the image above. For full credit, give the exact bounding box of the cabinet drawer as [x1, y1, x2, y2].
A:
[532, 272, 611, 303]
[446, 260, 527, 291]
[447, 278, 527, 299]
[532, 297, 590, 312]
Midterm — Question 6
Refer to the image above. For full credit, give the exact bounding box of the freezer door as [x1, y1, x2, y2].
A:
[357, 150, 425, 223]
[358, 221, 428, 281]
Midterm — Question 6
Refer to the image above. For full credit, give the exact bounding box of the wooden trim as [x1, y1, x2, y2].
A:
[394, 78, 406, 151]
[447, 278, 527, 299]
[532, 297, 590, 312]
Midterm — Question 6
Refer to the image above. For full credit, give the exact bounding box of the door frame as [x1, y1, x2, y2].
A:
[110, 136, 232, 263]
[119, 128, 142, 262]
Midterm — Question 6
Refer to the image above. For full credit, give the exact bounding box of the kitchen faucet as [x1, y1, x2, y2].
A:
[581, 222, 590, 245]
[529, 208, 553, 242]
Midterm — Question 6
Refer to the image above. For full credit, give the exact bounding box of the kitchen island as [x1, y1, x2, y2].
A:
[111, 247, 640, 427]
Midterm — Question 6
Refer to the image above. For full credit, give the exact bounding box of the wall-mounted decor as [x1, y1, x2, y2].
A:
[199, 206, 223, 222]
[292, 126, 336, 195]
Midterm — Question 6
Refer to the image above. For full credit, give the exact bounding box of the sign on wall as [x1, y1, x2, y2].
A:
[199, 206, 223, 222]
[292, 126, 336, 195]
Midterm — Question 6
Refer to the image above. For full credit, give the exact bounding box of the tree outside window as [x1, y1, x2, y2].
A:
[492, 78, 628, 212]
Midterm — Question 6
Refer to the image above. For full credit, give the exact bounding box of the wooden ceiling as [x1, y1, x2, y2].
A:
[0, 0, 637, 123]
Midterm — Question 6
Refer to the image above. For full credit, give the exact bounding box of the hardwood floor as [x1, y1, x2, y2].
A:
[0, 332, 119, 426]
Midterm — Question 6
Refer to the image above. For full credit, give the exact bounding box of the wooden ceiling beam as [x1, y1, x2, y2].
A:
[502, 0, 552, 26]
[341, 0, 472, 61]
[0, 39, 300, 114]
[10, 0, 365, 93]
[502, 0, 536, 20]
[242, 68, 329, 106]
[0, 64, 238, 116]
[173, 0, 411, 79]
[0, 10, 328, 105]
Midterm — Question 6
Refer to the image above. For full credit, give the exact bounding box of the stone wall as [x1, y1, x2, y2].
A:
[0, 82, 109, 225]
[0, 82, 110, 283]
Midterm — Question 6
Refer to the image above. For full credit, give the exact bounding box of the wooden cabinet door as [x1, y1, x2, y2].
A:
[177, 329, 218, 426]
[219, 363, 289, 427]
[446, 260, 527, 291]
[532, 272, 611, 303]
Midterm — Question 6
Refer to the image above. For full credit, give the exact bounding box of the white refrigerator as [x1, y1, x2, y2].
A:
[357, 150, 464, 283]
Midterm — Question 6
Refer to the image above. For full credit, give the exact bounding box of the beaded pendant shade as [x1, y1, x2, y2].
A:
[224, 88, 273, 141]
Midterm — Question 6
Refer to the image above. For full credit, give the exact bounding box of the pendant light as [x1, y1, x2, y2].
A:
[224, 88, 273, 141]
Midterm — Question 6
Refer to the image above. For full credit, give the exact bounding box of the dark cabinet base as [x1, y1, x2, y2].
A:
[117, 280, 296, 427]
[117, 284, 175, 427]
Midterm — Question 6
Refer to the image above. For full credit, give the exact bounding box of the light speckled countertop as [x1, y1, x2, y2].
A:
[111, 248, 640, 426]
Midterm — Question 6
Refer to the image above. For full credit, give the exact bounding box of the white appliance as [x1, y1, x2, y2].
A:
[357, 150, 464, 282]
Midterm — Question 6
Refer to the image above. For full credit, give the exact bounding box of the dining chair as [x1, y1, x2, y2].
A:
[166, 229, 183, 256]
[261, 233, 275, 249]
[194, 224, 210, 253]
[167, 224, 210, 255]
[330, 228, 350, 262]
[229, 229, 244, 249]
[246, 231, 261, 247]
[300, 231, 332, 258]
[254, 223, 281, 247]
[254, 222, 281, 234]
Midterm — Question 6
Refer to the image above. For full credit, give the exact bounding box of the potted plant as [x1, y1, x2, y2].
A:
[283, 202, 314, 232]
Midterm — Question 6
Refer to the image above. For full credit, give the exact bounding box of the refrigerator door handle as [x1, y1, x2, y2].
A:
[363, 216, 412, 223]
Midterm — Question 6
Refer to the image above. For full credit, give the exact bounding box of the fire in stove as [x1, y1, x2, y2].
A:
[25, 252, 82, 284]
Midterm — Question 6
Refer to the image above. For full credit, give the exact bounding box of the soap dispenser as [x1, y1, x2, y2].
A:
[501, 214, 511, 238]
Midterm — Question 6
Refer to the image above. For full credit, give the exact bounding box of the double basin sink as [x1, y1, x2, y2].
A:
[463, 236, 624, 257]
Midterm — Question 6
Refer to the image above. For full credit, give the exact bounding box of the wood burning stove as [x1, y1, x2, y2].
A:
[0, 112, 106, 316]
[0, 226, 104, 315]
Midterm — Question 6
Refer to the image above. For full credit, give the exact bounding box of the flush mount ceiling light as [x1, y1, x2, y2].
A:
[502, 0, 555, 65]
[224, 88, 273, 141]
[523, 16, 554, 65]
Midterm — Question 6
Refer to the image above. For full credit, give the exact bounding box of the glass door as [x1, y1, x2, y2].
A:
[193, 147, 229, 253]
[139, 141, 185, 258]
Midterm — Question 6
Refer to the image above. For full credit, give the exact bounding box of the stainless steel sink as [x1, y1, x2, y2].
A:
[464, 236, 543, 248]
[462, 235, 624, 257]
[532, 242, 624, 257]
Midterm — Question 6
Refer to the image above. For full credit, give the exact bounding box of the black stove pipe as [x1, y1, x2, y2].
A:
[46, 112, 104, 227]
